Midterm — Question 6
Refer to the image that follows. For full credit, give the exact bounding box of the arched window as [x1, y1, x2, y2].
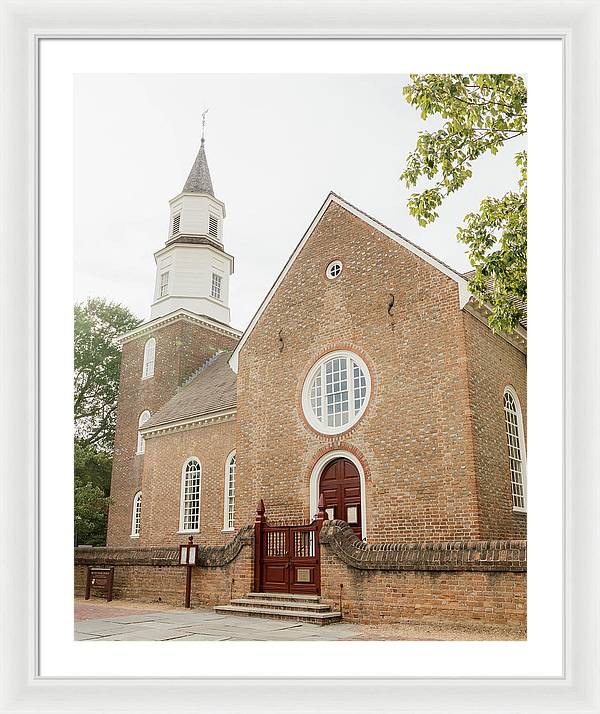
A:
[142, 337, 156, 378]
[179, 458, 201, 532]
[503, 387, 527, 511]
[302, 350, 371, 435]
[131, 491, 142, 537]
[136, 410, 151, 454]
[223, 451, 236, 531]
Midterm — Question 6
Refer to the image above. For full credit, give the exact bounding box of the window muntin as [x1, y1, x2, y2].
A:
[303, 351, 371, 434]
[172, 213, 181, 236]
[136, 410, 151, 454]
[503, 388, 527, 511]
[224, 452, 236, 531]
[142, 337, 156, 378]
[211, 273, 222, 300]
[208, 214, 219, 238]
[131, 491, 142, 537]
[180, 458, 201, 532]
[326, 260, 343, 279]
[159, 272, 169, 297]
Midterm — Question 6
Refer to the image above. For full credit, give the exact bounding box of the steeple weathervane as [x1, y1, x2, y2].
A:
[201, 108, 209, 145]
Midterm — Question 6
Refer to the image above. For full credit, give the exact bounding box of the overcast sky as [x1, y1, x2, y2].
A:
[74, 74, 525, 331]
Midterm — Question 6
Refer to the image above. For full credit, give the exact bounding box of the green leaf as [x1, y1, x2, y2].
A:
[400, 73, 527, 332]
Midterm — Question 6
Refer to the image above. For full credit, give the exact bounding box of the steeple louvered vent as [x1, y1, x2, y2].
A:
[172, 214, 181, 236]
[209, 215, 219, 239]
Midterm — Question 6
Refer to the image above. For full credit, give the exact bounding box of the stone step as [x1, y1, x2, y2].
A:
[244, 592, 321, 603]
[230, 598, 331, 612]
[214, 604, 342, 626]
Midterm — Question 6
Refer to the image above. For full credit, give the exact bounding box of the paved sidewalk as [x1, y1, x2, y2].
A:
[74, 600, 525, 641]
[75, 604, 362, 641]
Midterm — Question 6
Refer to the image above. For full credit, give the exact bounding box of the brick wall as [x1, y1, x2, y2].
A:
[74, 521, 526, 628]
[319, 520, 526, 627]
[75, 526, 253, 608]
[140, 418, 236, 547]
[462, 312, 527, 539]
[107, 317, 238, 547]
[236, 201, 482, 542]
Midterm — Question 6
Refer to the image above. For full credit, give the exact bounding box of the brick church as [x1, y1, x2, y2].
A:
[98, 138, 527, 623]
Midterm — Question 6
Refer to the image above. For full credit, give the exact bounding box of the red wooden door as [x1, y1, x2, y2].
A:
[319, 458, 362, 538]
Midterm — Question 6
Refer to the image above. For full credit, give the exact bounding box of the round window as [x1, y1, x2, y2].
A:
[326, 260, 343, 279]
[302, 351, 371, 434]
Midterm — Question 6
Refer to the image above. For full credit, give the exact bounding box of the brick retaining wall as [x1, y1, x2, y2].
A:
[74, 521, 526, 627]
[75, 526, 254, 608]
[319, 521, 526, 626]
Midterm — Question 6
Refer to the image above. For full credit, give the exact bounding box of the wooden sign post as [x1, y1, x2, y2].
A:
[178, 535, 197, 609]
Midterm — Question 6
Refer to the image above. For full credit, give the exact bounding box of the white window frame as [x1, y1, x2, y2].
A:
[179, 457, 201, 533]
[142, 337, 156, 379]
[130, 491, 142, 538]
[302, 350, 371, 435]
[211, 272, 222, 301]
[136, 410, 151, 454]
[326, 260, 343, 279]
[223, 450, 236, 532]
[159, 271, 169, 297]
[503, 385, 527, 513]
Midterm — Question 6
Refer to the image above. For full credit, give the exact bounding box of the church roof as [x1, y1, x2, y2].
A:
[142, 351, 236, 430]
[182, 139, 214, 195]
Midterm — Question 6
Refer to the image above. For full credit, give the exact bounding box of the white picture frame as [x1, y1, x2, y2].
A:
[1, 1, 598, 711]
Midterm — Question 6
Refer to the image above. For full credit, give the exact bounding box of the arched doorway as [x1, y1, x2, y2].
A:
[319, 457, 362, 539]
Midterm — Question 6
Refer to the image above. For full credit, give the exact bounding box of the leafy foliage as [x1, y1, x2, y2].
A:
[74, 480, 112, 546]
[400, 74, 527, 332]
[75, 441, 112, 496]
[74, 298, 141, 451]
[74, 298, 140, 545]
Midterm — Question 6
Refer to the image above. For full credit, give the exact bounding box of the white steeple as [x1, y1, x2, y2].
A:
[150, 135, 234, 324]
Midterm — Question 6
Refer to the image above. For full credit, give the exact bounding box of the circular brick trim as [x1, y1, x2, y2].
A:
[296, 342, 377, 439]
[308, 442, 372, 483]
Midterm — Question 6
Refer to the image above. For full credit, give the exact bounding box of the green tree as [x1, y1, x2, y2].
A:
[74, 298, 141, 451]
[74, 298, 140, 545]
[74, 480, 111, 547]
[74, 442, 112, 496]
[400, 74, 527, 333]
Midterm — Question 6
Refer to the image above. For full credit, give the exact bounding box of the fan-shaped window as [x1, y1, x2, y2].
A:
[179, 458, 201, 532]
[142, 337, 156, 379]
[223, 451, 236, 531]
[503, 387, 527, 511]
[131, 491, 142, 537]
[136, 410, 151, 454]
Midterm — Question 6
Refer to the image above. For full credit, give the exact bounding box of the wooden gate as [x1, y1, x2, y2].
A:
[254, 496, 327, 595]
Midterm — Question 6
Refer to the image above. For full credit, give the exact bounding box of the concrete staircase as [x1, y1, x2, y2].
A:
[214, 592, 342, 626]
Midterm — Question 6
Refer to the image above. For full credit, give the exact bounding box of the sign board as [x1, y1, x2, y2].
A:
[84, 566, 114, 602]
[178, 543, 197, 566]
